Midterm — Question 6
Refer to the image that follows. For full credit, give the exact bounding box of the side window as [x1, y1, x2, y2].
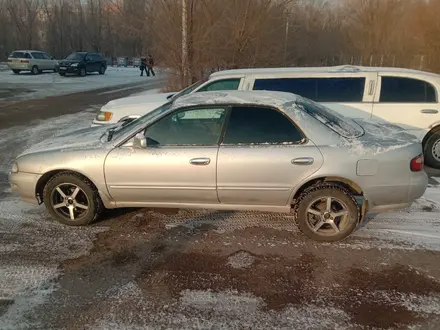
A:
[31, 52, 43, 59]
[85, 54, 92, 61]
[197, 79, 241, 92]
[223, 106, 303, 144]
[253, 78, 366, 102]
[24, 53, 32, 59]
[92, 54, 102, 61]
[380, 77, 437, 103]
[42, 53, 52, 60]
[145, 107, 227, 146]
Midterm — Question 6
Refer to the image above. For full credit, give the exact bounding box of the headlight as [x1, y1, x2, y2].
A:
[71, 63, 79, 67]
[11, 162, 19, 173]
[96, 111, 113, 121]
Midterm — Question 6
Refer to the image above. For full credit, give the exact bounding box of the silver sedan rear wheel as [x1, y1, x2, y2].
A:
[294, 184, 360, 242]
[305, 197, 350, 235]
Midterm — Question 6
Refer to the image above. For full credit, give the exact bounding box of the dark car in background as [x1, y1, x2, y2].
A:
[57, 52, 107, 77]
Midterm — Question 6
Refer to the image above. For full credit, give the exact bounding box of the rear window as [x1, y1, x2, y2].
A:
[9, 52, 31, 59]
[379, 77, 437, 103]
[297, 100, 364, 138]
[253, 77, 366, 102]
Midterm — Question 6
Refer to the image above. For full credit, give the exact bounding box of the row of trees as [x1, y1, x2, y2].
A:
[1, 0, 440, 85]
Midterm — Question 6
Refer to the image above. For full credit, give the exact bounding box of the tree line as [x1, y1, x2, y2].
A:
[1, 0, 440, 86]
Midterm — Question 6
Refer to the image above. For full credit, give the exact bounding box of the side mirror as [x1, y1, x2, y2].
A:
[166, 94, 175, 99]
[133, 133, 147, 148]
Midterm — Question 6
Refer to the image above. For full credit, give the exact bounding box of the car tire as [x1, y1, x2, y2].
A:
[59, 72, 66, 76]
[99, 66, 106, 75]
[79, 67, 86, 77]
[43, 172, 104, 226]
[31, 66, 40, 75]
[12, 69, 20, 74]
[293, 183, 360, 242]
[424, 130, 440, 169]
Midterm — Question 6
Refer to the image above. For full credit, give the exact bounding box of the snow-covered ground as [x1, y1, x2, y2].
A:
[1, 106, 440, 328]
[0, 66, 166, 103]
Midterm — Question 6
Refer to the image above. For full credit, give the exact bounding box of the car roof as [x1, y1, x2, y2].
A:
[13, 50, 40, 53]
[173, 90, 300, 110]
[209, 65, 440, 79]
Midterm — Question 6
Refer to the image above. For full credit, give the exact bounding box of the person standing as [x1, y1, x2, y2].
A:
[147, 54, 155, 77]
[140, 56, 148, 76]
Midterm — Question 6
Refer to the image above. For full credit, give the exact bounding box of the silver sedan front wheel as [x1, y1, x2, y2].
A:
[50, 183, 89, 221]
[43, 172, 103, 226]
[294, 184, 360, 242]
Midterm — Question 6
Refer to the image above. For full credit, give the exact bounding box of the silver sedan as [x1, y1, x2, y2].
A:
[9, 91, 428, 242]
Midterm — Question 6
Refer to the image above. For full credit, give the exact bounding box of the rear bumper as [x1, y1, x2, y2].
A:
[366, 172, 428, 214]
[9, 171, 41, 205]
[8, 63, 32, 70]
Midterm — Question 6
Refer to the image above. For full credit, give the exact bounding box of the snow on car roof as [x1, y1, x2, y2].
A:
[172, 90, 300, 110]
[210, 65, 440, 79]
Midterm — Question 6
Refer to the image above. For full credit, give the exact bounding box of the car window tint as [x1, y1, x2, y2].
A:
[10, 52, 26, 58]
[31, 52, 43, 59]
[380, 77, 437, 103]
[253, 77, 366, 102]
[223, 106, 303, 144]
[197, 79, 241, 92]
[145, 107, 227, 146]
[42, 53, 52, 60]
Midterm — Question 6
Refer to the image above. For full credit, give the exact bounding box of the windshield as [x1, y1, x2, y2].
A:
[66, 53, 85, 61]
[108, 102, 174, 141]
[169, 80, 206, 101]
[297, 99, 364, 138]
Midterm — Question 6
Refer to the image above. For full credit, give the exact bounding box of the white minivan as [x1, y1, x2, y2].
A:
[92, 65, 440, 168]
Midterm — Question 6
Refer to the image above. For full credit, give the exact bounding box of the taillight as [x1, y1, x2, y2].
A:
[20, 60, 29, 63]
[410, 154, 424, 172]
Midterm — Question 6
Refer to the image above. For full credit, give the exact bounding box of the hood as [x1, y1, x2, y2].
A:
[19, 126, 111, 157]
[341, 119, 420, 155]
[104, 92, 174, 109]
[59, 60, 81, 65]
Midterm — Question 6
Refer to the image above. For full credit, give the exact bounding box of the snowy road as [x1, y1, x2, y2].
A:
[0, 66, 168, 105]
[0, 88, 440, 329]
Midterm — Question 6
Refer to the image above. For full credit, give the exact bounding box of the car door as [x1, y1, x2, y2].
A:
[217, 105, 324, 206]
[104, 106, 228, 206]
[42, 52, 56, 70]
[248, 73, 377, 120]
[30, 52, 44, 69]
[372, 75, 440, 139]
[84, 54, 94, 72]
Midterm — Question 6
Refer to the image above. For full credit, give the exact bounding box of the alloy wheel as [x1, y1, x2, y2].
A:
[50, 183, 89, 221]
[305, 196, 350, 236]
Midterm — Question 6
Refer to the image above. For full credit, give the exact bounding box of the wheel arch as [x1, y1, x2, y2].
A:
[422, 125, 440, 147]
[35, 169, 99, 204]
[291, 176, 367, 222]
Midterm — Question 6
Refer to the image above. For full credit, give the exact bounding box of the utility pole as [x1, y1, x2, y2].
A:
[182, 0, 188, 87]
[283, 15, 289, 66]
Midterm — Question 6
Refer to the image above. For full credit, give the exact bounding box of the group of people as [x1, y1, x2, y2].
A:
[140, 54, 155, 77]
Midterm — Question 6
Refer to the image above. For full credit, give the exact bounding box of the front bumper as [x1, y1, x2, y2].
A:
[91, 120, 112, 127]
[9, 171, 41, 205]
[58, 66, 80, 74]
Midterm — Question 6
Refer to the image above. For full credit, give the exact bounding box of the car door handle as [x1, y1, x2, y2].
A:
[421, 109, 439, 114]
[190, 158, 211, 166]
[292, 157, 314, 165]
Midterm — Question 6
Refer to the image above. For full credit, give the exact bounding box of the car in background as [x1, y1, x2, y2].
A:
[91, 80, 206, 127]
[58, 52, 107, 77]
[92, 65, 440, 169]
[10, 91, 427, 242]
[7, 50, 58, 75]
